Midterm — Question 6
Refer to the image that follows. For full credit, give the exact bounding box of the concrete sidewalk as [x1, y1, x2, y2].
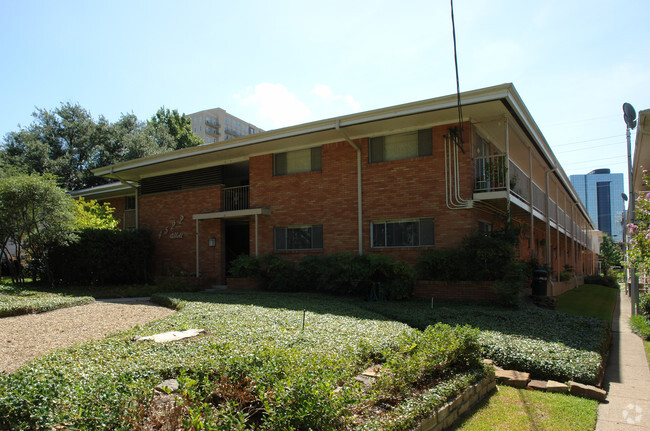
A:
[597, 290, 650, 430]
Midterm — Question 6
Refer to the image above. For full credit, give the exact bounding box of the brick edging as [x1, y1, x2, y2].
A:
[414, 370, 496, 431]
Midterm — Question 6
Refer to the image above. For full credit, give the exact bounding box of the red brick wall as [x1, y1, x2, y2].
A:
[250, 141, 359, 261]
[249, 123, 480, 266]
[138, 185, 223, 281]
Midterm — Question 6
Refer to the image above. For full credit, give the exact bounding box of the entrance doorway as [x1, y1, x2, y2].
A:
[225, 219, 250, 276]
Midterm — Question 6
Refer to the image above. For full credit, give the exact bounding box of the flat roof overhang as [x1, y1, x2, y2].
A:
[69, 182, 137, 200]
[193, 207, 271, 220]
[94, 84, 534, 182]
[91, 82, 592, 228]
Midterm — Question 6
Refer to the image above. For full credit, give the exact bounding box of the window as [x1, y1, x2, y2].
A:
[478, 221, 493, 234]
[274, 225, 323, 250]
[371, 218, 434, 247]
[369, 128, 432, 163]
[274, 147, 322, 176]
[125, 196, 136, 210]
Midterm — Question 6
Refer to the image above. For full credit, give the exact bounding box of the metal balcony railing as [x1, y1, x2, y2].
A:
[223, 185, 249, 211]
[474, 154, 508, 193]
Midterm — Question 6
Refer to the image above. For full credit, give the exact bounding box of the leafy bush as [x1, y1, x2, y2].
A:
[259, 254, 296, 291]
[48, 228, 155, 285]
[630, 315, 650, 340]
[583, 274, 619, 289]
[417, 229, 517, 282]
[492, 261, 527, 308]
[377, 323, 480, 395]
[228, 254, 262, 278]
[232, 253, 415, 299]
[639, 293, 650, 318]
[559, 271, 573, 282]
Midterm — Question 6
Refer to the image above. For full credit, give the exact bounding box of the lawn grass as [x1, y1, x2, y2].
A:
[0, 284, 94, 317]
[556, 283, 618, 325]
[450, 384, 598, 431]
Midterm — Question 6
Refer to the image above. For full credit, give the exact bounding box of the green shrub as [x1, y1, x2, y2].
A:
[378, 323, 480, 395]
[416, 228, 517, 282]
[415, 248, 465, 281]
[259, 254, 296, 291]
[48, 228, 155, 285]
[630, 315, 650, 339]
[492, 261, 527, 308]
[228, 254, 262, 278]
[639, 293, 650, 318]
[559, 271, 573, 282]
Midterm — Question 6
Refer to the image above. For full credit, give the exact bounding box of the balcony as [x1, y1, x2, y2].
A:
[223, 185, 249, 211]
[473, 154, 574, 234]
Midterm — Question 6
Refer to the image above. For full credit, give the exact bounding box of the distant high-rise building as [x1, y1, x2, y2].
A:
[570, 169, 625, 242]
[186, 108, 263, 144]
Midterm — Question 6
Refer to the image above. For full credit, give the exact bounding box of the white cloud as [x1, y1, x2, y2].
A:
[235, 83, 362, 130]
[237, 83, 311, 129]
[310, 84, 361, 112]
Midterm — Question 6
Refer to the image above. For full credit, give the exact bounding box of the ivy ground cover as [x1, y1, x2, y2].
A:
[357, 298, 609, 385]
[0, 283, 94, 317]
[0, 291, 486, 430]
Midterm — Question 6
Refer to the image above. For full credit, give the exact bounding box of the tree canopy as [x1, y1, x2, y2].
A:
[0, 173, 78, 283]
[1, 104, 202, 191]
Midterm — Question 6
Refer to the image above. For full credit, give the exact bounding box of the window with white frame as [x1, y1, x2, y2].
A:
[369, 128, 433, 163]
[371, 218, 434, 247]
[274, 225, 323, 250]
[274, 147, 322, 176]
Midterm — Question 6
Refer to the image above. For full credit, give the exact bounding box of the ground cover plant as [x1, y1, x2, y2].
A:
[450, 384, 598, 431]
[0, 290, 488, 430]
[356, 298, 609, 385]
[0, 283, 94, 317]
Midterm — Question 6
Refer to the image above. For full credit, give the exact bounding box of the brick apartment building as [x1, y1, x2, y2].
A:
[73, 83, 600, 287]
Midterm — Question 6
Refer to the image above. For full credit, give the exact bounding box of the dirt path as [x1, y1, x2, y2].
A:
[0, 299, 175, 373]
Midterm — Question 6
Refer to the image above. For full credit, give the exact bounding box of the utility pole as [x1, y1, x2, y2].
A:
[624, 102, 638, 315]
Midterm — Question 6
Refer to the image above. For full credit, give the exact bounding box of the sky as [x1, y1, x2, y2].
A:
[1, 0, 648, 195]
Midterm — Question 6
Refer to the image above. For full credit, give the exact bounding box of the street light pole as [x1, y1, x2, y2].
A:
[624, 102, 638, 315]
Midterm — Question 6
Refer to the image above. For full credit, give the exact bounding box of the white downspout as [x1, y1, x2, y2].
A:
[195, 219, 200, 278]
[335, 121, 363, 255]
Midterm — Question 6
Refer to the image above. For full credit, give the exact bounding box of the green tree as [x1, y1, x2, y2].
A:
[74, 198, 119, 230]
[600, 235, 623, 275]
[149, 107, 203, 150]
[0, 174, 77, 283]
[1, 104, 202, 191]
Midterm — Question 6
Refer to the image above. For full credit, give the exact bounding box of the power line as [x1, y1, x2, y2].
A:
[552, 134, 624, 148]
[554, 141, 626, 154]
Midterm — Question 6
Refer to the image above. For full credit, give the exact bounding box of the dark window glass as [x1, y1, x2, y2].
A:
[274, 225, 323, 250]
[371, 218, 434, 247]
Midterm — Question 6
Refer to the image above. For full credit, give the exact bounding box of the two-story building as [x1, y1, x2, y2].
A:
[73, 83, 599, 288]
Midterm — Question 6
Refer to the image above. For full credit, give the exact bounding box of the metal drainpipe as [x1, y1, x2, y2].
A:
[335, 121, 363, 256]
[545, 168, 557, 276]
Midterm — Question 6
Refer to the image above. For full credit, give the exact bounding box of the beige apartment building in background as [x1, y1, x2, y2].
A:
[187, 108, 263, 144]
